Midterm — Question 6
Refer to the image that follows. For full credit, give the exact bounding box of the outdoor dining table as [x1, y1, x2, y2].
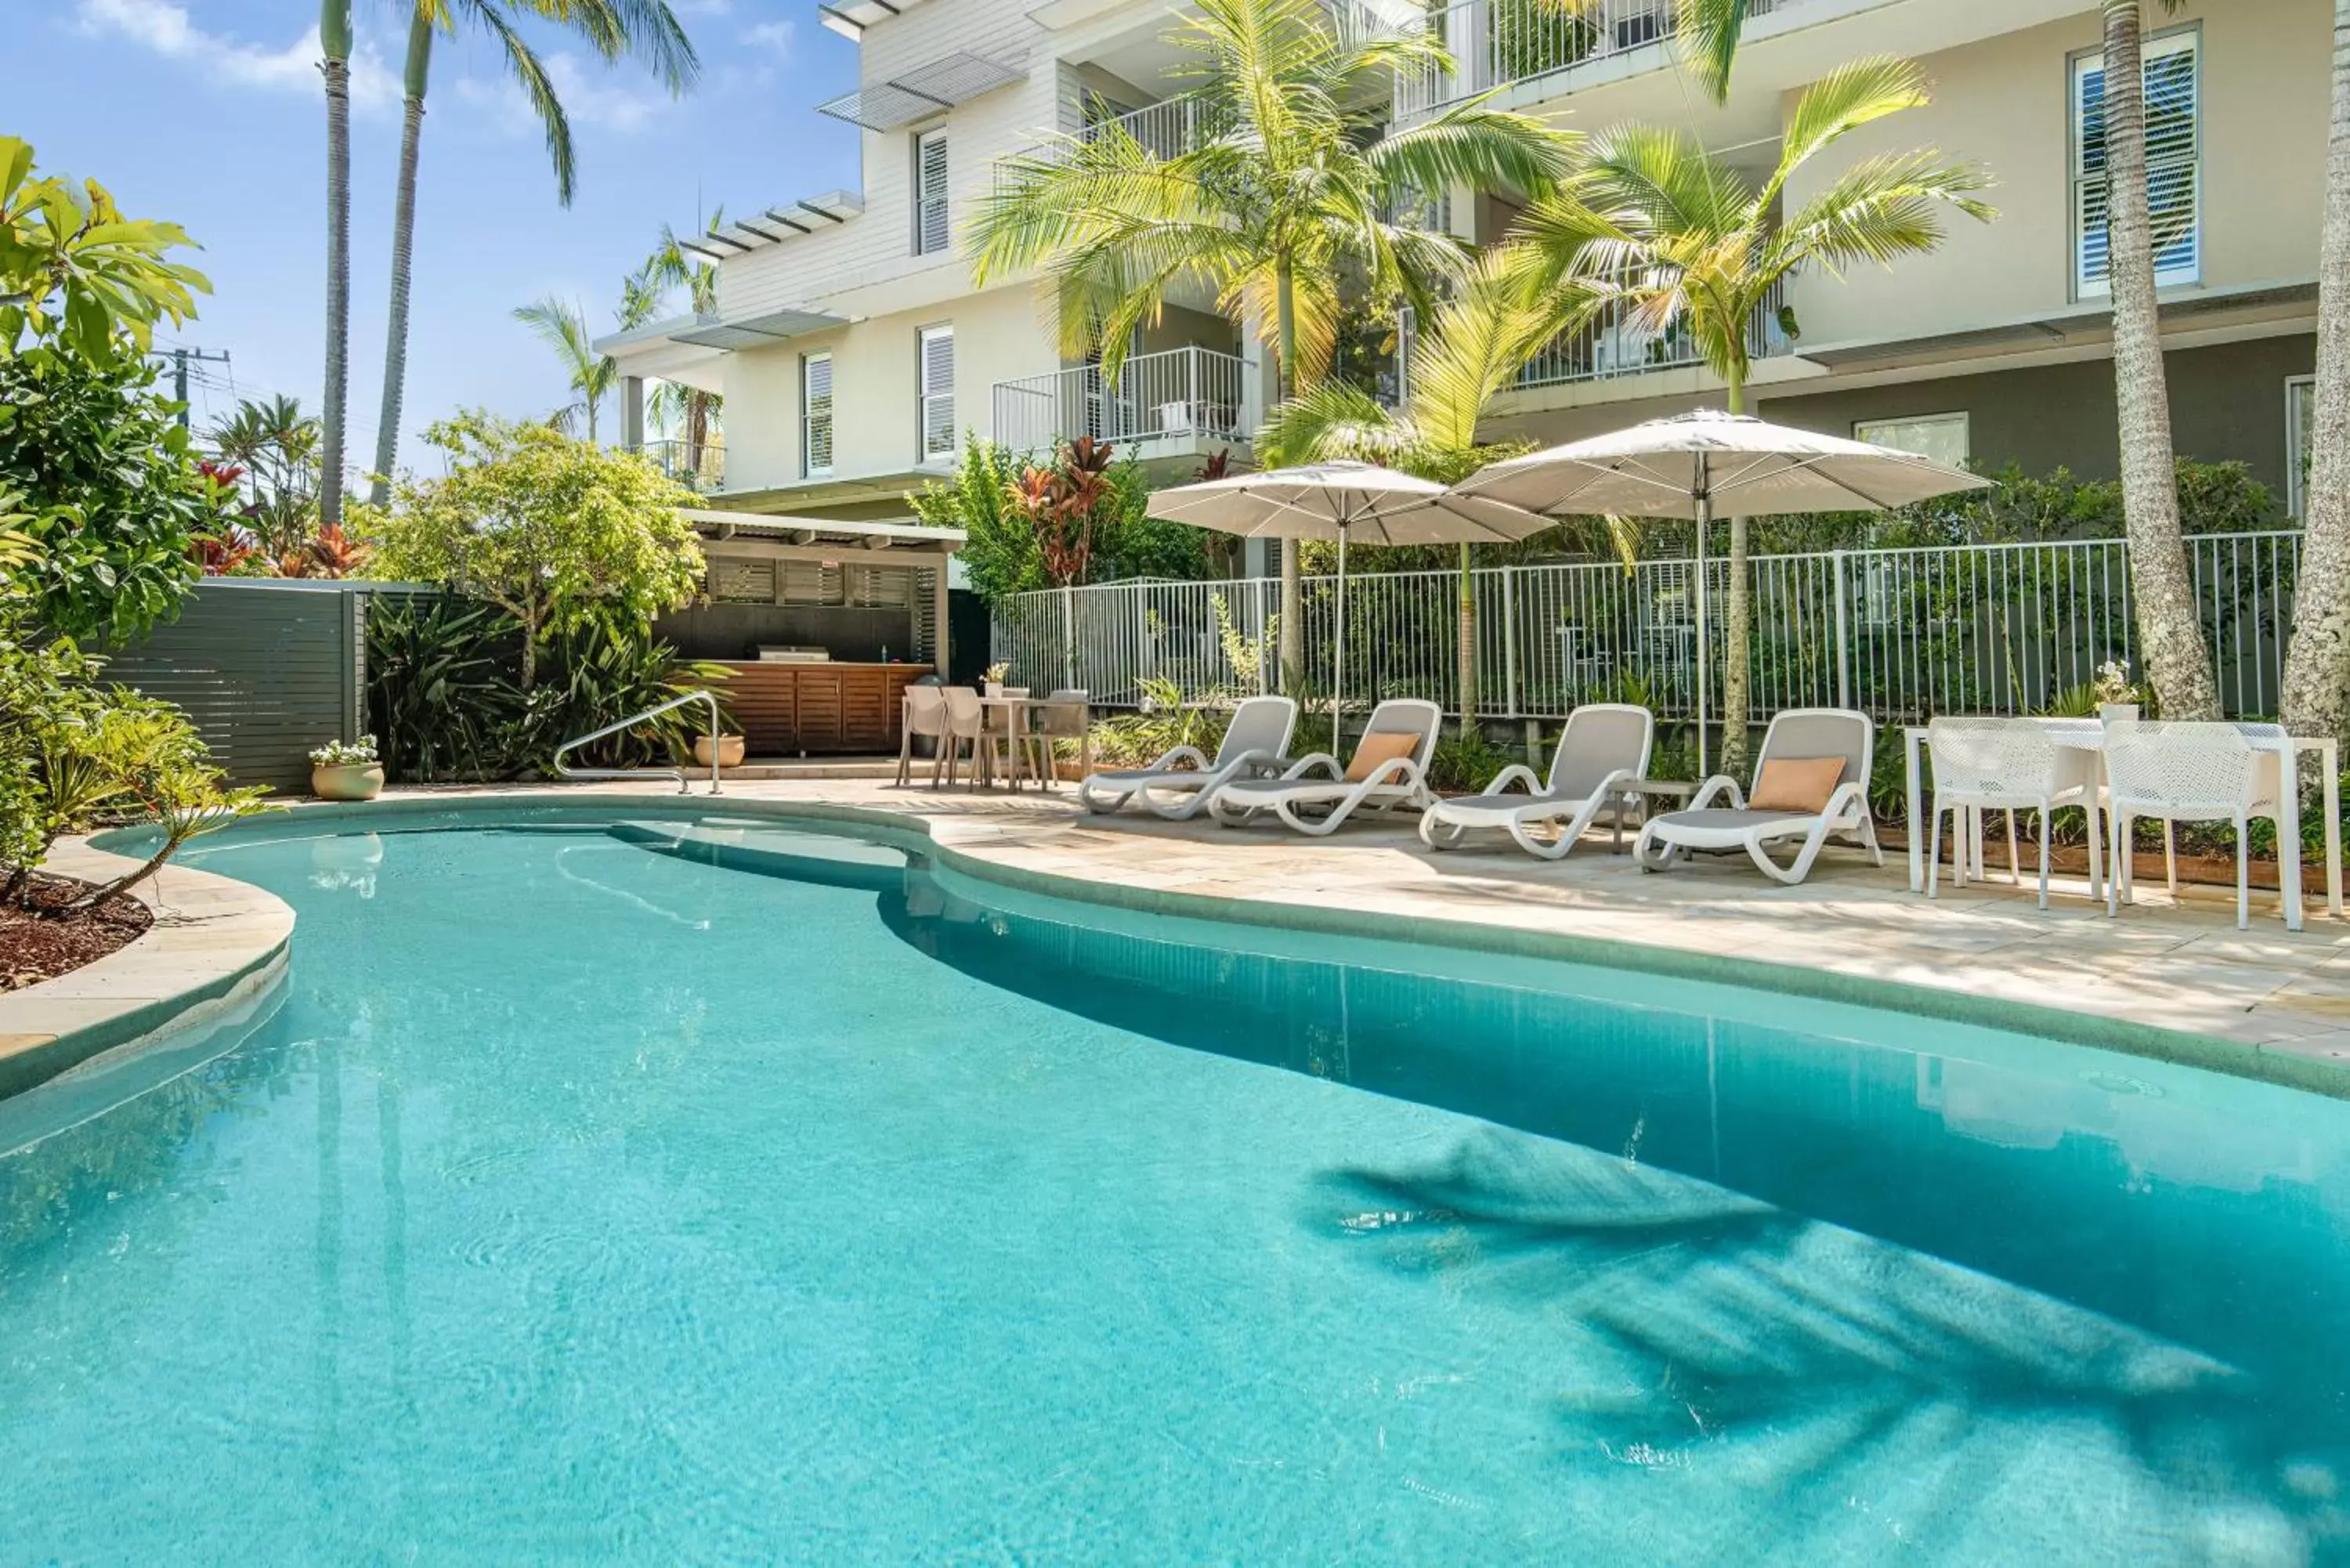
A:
[1902, 718, 2343, 930]
[974, 692, 1080, 791]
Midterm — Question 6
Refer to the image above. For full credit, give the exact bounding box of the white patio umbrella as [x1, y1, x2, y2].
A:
[1459, 411, 1994, 776]
[1147, 461, 1554, 748]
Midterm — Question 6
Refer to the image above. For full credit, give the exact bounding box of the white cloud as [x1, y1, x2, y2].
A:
[78, 0, 399, 111]
[743, 20, 794, 58]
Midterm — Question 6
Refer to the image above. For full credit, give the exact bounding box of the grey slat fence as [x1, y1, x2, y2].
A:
[97, 580, 389, 795]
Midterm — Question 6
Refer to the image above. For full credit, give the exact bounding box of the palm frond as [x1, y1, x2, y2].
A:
[470, 6, 578, 204]
[1368, 102, 1580, 202]
[1768, 151, 1996, 277]
[1760, 55, 1935, 209]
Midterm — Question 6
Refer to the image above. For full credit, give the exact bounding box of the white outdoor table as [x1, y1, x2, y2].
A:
[1904, 720, 2343, 930]
[972, 693, 1077, 790]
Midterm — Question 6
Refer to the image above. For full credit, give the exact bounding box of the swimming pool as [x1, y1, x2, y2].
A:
[2, 811, 2346, 1563]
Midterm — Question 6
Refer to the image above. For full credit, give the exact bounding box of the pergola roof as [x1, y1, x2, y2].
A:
[815, 52, 1024, 132]
[679, 190, 863, 264]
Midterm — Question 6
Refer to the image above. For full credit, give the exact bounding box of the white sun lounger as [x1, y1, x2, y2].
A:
[1077, 695, 1299, 820]
[1634, 708, 1883, 885]
[1419, 703, 1654, 860]
[1209, 699, 1443, 836]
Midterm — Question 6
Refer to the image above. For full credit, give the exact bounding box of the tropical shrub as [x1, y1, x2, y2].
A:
[915, 435, 1209, 602]
[366, 413, 705, 687]
[1, 136, 207, 363]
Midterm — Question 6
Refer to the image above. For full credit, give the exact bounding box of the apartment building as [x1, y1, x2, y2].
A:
[598, 0, 1305, 522]
[1440, 0, 2328, 511]
[606, 0, 2330, 527]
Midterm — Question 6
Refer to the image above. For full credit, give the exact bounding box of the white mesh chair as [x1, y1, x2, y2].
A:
[2102, 720, 2287, 930]
[1635, 708, 1882, 885]
[1419, 703, 1654, 860]
[1211, 699, 1443, 836]
[1079, 695, 1297, 820]
[982, 687, 1031, 788]
[1026, 689, 1091, 789]
[1925, 717, 2102, 909]
[895, 685, 949, 787]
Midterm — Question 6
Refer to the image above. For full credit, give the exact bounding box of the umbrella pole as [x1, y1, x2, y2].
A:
[1695, 486, 1711, 781]
[1334, 526, 1348, 756]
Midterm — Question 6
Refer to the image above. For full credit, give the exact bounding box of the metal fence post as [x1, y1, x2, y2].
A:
[1061, 586, 1077, 693]
[1831, 549, 1853, 712]
[1500, 565, 1520, 718]
[1256, 576, 1271, 695]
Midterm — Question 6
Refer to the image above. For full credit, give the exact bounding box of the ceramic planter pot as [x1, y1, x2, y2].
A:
[693, 734, 747, 769]
[2099, 703, 2141, 723]
[312, 762, 384, 801]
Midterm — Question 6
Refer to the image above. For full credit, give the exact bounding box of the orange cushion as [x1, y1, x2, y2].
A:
[1344, 731, 1420, 783]
[1748, 755, 1846, 813]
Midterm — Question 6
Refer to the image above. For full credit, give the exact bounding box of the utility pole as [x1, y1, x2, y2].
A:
[150, 345, 231, 429]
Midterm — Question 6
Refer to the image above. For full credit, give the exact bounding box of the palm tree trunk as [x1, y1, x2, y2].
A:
[1457, 543, 1477, 737]
[2102, 0, 2221, 720]
[2283, 0, 2350, 740]
[320, 2, 353, 532]
[371, 17, 432, 508]
[1721, 379, 1752, 777]
[1275, 258, 1304, 697]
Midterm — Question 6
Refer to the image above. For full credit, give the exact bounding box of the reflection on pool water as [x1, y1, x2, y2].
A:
[2, 814, 2347, 1564]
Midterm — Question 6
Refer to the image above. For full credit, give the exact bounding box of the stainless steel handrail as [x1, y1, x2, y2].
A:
[551, 688, 725, 795]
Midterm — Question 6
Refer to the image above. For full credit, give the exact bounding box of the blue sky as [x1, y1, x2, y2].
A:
[14, 0, 863, 475]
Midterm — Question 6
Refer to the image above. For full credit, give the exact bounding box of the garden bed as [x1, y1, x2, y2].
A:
[0, 876, 154, 992]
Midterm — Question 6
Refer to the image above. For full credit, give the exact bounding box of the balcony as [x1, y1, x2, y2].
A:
[1394, 0, 1797, 121]
[993, 347, 1249, 457]
[1002, 94, 1228, 177]
[1516, 276, 1792, 390]
[632, 438, 725, 494]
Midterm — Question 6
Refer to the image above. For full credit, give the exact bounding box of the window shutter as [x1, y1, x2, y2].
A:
[914, 131, 950, 255]
[779, 562, 843, 605]
[711, 559, 777, 604]
[2073, 32, 2199, 294]
[803, 353, 834, 477]
[920, 327, 956, 459]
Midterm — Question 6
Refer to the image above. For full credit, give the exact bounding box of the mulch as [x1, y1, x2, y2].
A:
[0, 875, 154, 993]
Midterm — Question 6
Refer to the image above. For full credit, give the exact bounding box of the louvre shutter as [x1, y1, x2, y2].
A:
[779, 562, 844, 605]
[915, 130, 950, 255]
[803, 353, 834, 476]
[920, 327, 956, 459]
[711, 558, 779, 604]
[2073, 32, 2199, 294]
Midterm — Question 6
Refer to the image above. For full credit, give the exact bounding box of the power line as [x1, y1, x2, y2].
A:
[144, 345, 230, 431]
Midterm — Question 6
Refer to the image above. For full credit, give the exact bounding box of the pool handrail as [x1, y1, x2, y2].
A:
[551, 688, 725, 796]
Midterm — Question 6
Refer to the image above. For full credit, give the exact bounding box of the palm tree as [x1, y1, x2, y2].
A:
[1495, 56, 1994, 775]
[368, 1, 700, 504]
[320, 0, 352, 531]
[514, 296, 615, 443]
[634, 215, 725, 478]
[1256, 276, 1554, 733]
[2281, 0, 2350, 741]
[970, 0, 1575, 693]
[2096, 0, 2218, 721]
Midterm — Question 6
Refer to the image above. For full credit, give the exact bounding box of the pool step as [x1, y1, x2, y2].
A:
[605, 820, 911, 893]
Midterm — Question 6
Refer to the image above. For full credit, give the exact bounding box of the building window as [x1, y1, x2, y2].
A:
[919, 325, 956, 461]
[2290, 375, 2317, 518]
[803, 353, 833, 478]
[2073, 29, 2200, 298]
[913, 128, 949, 256]
[1855, 413, 1971, 471]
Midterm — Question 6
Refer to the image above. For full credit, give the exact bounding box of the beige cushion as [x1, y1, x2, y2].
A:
[1748, 755, 1846, 813]
[1344, 731, 1420, 783]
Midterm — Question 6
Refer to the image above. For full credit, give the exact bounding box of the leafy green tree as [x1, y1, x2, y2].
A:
[370, 0, 700, 502]
[913, 435, 1208, 602]
[970, 0, 1575, 688]
[912, 437, 1041, 603]
[367, 412, 705, 688]
[0, 137, 208, 363]
[0, 345, 230, 641]
[1498, 56, 1994, 772]
[515, 295, 616, 442]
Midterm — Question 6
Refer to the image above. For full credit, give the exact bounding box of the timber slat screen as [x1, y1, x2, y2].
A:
[99, 581, 367, 794]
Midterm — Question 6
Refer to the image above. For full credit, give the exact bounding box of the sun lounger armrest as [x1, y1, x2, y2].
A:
[1689, 774, 1744, 811]
[1824, 780, 1874, 823]
[1282, 753, 1344, 781]
[1148, 745, 1210, 772]
[1481, 764, 1544, 797]
[1226, 749, 1289, 779]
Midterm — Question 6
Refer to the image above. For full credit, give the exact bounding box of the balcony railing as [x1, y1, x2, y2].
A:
[1001, 94, 1230, 178]
[1394, 0, 1795, 121]
[1516, 276, 1791, 390]
[993, 346, 1249, 457]
[631, 437, 725, 493]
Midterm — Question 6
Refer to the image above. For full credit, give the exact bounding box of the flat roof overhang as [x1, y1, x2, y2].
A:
[687, 508, 964, 553]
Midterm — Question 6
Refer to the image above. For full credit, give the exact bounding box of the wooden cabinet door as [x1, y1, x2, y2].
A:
[795, 670, 846, 752]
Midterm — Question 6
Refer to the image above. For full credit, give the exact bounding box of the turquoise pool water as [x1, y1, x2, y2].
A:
[2, 815, 2348, 1564]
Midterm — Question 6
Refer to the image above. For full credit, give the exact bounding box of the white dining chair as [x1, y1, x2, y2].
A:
[1925, 717, 2102, 909]
[897, 685, 949, 788]
[2102, 720, 2287, 930]
[938, 685, 988, 790]
[1028, 689, 1090, 789]
[982, 687, 1031, 789]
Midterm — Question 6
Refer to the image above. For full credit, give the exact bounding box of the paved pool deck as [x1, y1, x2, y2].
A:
[384, 777, 2350, 1075]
